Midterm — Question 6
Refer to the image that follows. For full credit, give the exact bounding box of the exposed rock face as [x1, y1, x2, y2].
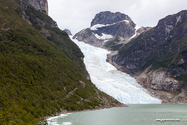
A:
[63, 29, 72, 36]
[73, 11, 137, 48]
[27, 0, 48, 14]
[150, 71, 179, 91]
[134, 67, 181, 92]
[79, 81, 86, 88]
[134, 67, 187, 103]
[91, 11, 134, 27]
[136, 27, 152, 35]
[19, 0, 57, 29]
[108, 10, 187, 103]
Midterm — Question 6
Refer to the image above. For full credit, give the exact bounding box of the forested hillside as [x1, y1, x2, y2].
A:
[0, 0, 122, 124]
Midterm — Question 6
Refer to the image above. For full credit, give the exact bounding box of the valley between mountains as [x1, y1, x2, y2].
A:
[1, 0, 187, 124]
[74, 11, 187, 103]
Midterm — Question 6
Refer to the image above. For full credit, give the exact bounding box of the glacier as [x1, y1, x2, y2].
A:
[71, 37, 161, 104]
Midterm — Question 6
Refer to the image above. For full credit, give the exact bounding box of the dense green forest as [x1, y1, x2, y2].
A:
[0, 0, 122, 124]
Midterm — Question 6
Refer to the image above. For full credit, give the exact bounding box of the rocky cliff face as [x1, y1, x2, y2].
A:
[19, 0, 57, 31]
[27, 0, 48, 14]
[134, 67, 187, 103]
[108, 10, 187, 103]
[90, 11, 134, 27]
[73, 11, 141, 48]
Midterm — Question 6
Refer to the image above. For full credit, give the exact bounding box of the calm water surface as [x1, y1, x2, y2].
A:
[48, 104, 187, 125]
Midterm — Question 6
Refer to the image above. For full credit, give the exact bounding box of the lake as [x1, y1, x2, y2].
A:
[47, 104, 187, 125]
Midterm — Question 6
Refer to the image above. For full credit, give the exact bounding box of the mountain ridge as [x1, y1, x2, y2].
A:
[108, 10, 187, 103]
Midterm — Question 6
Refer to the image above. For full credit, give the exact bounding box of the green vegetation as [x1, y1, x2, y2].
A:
[23, 1, 86, 72]
[0, 0, 121, 124]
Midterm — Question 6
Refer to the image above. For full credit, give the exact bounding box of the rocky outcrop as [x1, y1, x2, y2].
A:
[73, 28, 104, 47]
[73, 11, 137, 48]
[108, 10, 187, 103]
[136, 27, 152, 35]
[27, 0, 48, 14]
[91, 11, 134, 27]
[134, 67, 181, 92]
[134, 67, 187, 103]
[19, 0, 57, 29]
[63, 29, 72, 36]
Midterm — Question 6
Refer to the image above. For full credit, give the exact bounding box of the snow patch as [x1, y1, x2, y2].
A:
[95, 33, 113, 40]
[122, 20, 130, 23]
[176, 15, 182, 25]
[135, 25, 141, 31]
[90, 20, 130, 31]
[90, 24, 106, 30]
[129, 26, 141, 40]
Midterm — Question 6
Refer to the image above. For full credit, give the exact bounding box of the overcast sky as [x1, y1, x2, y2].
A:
[48, 0, 187, 35]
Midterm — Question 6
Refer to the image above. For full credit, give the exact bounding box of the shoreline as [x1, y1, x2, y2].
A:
[45, 104, 128, 120]
[45, 103, 187, 121]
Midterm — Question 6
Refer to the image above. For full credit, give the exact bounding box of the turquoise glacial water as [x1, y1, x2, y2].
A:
[48, 104, 187, 125]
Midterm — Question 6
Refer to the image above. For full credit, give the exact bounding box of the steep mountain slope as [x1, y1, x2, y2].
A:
[0, 0, 123, 124]
[109, 10, 187, 103]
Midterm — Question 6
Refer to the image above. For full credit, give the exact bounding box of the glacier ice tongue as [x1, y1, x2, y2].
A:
[71, 37, 161, 104]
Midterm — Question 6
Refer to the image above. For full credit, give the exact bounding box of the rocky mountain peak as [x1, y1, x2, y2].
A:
[91, 11, 135, 27]
[27, 0, 48, 14]
[73, 11, 143, 48]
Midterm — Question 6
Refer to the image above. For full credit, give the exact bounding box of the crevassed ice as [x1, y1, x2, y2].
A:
[71, 37, 161, 104]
